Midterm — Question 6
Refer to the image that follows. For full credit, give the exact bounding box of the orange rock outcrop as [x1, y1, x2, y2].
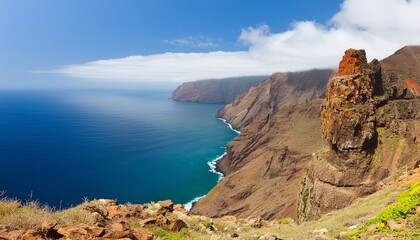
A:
[337, 49, 369, 76]
[405, 78, 420, 95]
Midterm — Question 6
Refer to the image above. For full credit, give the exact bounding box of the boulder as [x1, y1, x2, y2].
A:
[132, 227, 159, 240]
[140, 217, 157, 227]
[386, 220, 402, 230]
[21, 229, 44, 240]
[86, 226, 105, 237]
[168, 219, 188, 232]
[157, 200, 173, 210]
[173, 204, 187, 214]
[57, 226, 88, 239]
[156, 214, 169, 226]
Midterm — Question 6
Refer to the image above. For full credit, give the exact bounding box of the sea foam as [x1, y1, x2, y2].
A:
[184, 117, 239, 211]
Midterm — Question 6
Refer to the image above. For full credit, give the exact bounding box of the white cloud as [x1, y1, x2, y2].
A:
[47, 0, 420, 82]
[166, 37, 218, 48]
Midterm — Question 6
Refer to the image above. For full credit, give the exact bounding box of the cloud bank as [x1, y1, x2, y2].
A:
[48, 0, 420, 82]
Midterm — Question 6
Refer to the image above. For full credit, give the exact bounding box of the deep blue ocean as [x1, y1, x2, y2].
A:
[0, 89, 237, 208]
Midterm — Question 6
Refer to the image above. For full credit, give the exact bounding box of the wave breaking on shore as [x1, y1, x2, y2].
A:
[184, 117, 239, 211]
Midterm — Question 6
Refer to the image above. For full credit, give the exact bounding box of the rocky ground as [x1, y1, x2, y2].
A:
[0, 168, 419, 240]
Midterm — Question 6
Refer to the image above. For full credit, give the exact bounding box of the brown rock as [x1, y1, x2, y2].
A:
[337, 49, 369, 76]
[157, 200, 173, 210]
[250, 217, 263, 228]
[386, 220, 402, 230]
[41, 220, 57, 231]
[156, 214, 169, 226]
[109, 222, 128, 232]
[230, 232, 239, 238]
[102, 230, 130, 239]
[132, 227, 159, 240]
[84, 202, 109, 217]
[57, 226, 88, 239]
[4, 230, 25, 240]
[173, 204, 187, 214]
[140, 217, 157, 227]
[366, 224, 377, 233]
[168, 219, 188, 232]
[86, 226, 105, 237]
[21, 229, 44, 240]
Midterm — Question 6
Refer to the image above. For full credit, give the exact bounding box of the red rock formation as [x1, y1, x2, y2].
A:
[405, 78, 420, 95]
[337, 49, 369, 76]
[322, 49, 377, 153]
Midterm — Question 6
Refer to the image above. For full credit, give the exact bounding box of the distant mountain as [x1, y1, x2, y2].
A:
[171, 76, 268, 104]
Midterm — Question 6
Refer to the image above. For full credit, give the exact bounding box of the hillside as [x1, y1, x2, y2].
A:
[171, 76, 268, 104]
[217, 69, 334, 129]
[191, 46, 420, 223]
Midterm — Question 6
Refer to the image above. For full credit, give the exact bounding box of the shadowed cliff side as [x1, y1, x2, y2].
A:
[217, 69, 334, 129]
[171, 76, 268, 104]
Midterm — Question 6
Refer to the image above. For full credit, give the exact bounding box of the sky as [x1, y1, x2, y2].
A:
[0, 0, 419, 89]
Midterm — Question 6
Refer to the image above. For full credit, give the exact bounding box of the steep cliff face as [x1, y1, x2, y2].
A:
[192, 46, 419, 222]
[171, 76, 267, 104]
[217, 69, 333, 129]
[190, 69, 332, 220]
[298, 48, 420, 222]
[191, 100, 324, 220]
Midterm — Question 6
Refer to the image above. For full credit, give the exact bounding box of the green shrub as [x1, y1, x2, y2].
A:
[149, 227, 190, 240]
[346, 182, 420, 239]
[278, 218, 290, 224]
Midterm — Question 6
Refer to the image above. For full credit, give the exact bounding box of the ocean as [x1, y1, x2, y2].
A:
[0, 89, 238, 208]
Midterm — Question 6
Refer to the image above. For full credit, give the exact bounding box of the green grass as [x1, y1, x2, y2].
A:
[149, 227, 191, 240]
[346, 182, 420, 239]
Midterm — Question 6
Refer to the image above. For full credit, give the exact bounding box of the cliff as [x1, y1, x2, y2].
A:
[171, 76, 267, 104]
[299, 47, 420, 221]
[217, 69, 334, 129]
[191, 46, 420, 223]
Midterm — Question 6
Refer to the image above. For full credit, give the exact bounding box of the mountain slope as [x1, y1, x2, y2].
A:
[217, 69, 333, 129]
[171, 76, 267, 104]
[191, 46, 420, 222]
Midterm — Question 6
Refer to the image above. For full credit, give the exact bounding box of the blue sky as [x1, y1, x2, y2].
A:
[1, 0, 419, 88]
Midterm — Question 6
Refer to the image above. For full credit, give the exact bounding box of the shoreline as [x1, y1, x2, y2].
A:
[184, 117, 240, 211]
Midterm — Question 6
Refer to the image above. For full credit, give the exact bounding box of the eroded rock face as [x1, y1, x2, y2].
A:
[298, 48, 420, 222]
[321, 49, 379, 154]
[337, 49, 370, 76]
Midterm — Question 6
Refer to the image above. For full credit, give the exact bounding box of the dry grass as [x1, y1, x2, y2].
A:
[0, 198, 93, 230]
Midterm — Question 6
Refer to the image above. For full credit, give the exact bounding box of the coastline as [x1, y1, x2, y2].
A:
[216, 117, 241, 134]
[184, 117, 240, 211]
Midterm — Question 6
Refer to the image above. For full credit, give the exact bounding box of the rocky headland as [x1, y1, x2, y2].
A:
[191, 46, 420, 224]
[171, 76, 268, 104]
